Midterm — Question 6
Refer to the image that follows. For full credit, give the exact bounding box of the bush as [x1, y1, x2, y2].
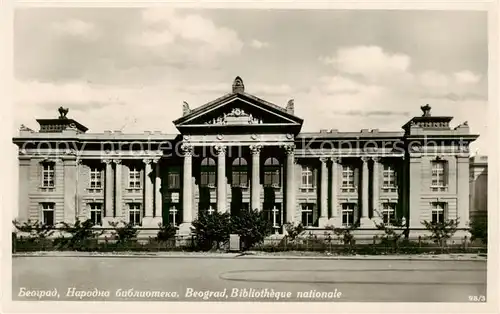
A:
[53, 219, 102, 251]
[156, 222, 178, 248]
[12, 219, 54, 243]
[191, 211, 230, 251]
[469, 215, 487, 245]
[231, 209, 273, 250]
[375, 218, 406, 253]
[422, 219, 459, 253]
[108, 221, 139, 244]
[283, 222, 305, 241]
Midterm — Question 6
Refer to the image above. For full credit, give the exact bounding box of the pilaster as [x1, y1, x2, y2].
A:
[250, 144, 262, 211]
[285, 144, 296, 223]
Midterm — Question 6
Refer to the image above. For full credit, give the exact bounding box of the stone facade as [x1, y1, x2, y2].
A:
[13, 77, 483, 238]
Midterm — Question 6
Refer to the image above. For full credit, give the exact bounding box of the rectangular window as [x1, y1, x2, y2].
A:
[431, 202, 446, 223]
[41, 202, 55, 226]
[41, 163, 55, 188]
[201, 171, 216, 187]
[264, 170, 280, 187]
[129, 167, 141, 189]
[89, 167, 102, 189]
[341, 165, 355, 193]
[383, 164, 397, 192]
[341, 203, 355, 227]
[129, 203, 142, 226]
[167, 172, 180, 189]
[301, 203, 314, 227]
[431, 161, 448, 191]
[382, 203, 396, 225]
[232, 170, 248, 187]
[301, 166, 314, 190]
[89, 203, 102, 225]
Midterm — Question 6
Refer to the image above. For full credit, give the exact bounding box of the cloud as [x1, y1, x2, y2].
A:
[51, 19, 98, 39]
[320, 46, 411, 80]
[132, 8, 244, 57]
[454, 70, 481, 84]
[249, 39, 269, 49]
[316, 75, 383, 95]
[332, 110, 410, 117]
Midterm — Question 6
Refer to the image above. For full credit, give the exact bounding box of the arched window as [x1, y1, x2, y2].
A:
[264, 157, 281, 187]
[200, 157, 216, 187]
[232, 157, 248, 187]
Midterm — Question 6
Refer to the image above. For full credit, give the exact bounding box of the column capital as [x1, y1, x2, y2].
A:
[102, 158, 113, 165]
[214, 144, 227, 155]
[319, 156, 329, 163]
[249, 144, 263, 155]
[113, 159, 122, 164]
[330, 156, 341, 163]
[361, 155, 370, 163]
[371, 156, 381, 162]
[181, 143, 194, 156]
[143, 158, 153, 165]
[284, 144, 295, 155]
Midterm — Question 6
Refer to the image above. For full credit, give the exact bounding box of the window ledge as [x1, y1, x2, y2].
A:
[39, 187, 55, 192]
[87, 188, 103, 193]
[126, 188, 143, 193]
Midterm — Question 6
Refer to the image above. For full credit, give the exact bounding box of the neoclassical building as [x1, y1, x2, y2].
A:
[13, 77, 480, 236]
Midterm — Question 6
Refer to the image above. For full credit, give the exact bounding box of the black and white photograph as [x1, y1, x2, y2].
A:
[2, 1, 498, 313]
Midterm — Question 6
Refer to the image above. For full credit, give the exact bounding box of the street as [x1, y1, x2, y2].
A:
[12, 256, 487, 302]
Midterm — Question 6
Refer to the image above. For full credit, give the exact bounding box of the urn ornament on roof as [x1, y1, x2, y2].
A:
[232, 76, 245, 93]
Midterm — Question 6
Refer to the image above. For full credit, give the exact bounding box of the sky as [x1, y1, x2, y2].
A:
[13, 8, 489, 153]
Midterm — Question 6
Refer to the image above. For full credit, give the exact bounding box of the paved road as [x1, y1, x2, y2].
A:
[12, 256, 486, 302]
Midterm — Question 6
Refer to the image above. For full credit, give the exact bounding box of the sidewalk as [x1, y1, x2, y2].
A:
[12, 251, 487, 261]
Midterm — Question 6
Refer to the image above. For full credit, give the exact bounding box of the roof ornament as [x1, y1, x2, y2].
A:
[420, 104, 431, 117]
[19, 124, 33, 132]
[286, 99, 294, 115]
[232, 76, 245, 93]
[182, 101, 191, 116]
[58, 106, 69, 119]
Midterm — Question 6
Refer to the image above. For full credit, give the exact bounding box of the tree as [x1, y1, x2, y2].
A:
[54, 218, 103, 251]
[422, 219, 459, 253]
[230, 209, 273, 250]
[469, 215, 487, 245]
[329, 221, 359, 252]
[191, 211, 231, 251]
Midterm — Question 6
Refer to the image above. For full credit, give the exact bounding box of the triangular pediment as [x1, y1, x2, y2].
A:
[173, 92, 303, 133]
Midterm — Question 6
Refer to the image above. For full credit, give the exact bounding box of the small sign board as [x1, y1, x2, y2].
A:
[229, 234, 240, 252]
[170, 192, 179, 202]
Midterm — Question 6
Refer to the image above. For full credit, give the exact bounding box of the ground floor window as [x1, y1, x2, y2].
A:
[89, 203, 103, 225]
[382, 203, 396, 225]
[431, 202, 446, 223]
[301, 203, 314, 227]
[341, 203, 355, 227]
[41, 202, 55, 226]
[129, 203, 142, 226]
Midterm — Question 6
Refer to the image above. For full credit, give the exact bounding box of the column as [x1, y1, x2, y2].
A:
[155, 161, 162, 218]
[143, 159, 154, 219]
[457, 156, 470, 228]
[18, 157, 31, 222]
[360, 156, 371, 226]
[285, 144, 296, 223]
[319, 157, 328, 226]
[330, 157, 341, 225]
[180, 143, 193, 233]
[114, 159, 123, 219]
[63, 156, 77, 224]
[103, 159, 114, 220]
[215, 144, 227, 213]
[372, 157, 381, 220]
[250, 144, 262, 211]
